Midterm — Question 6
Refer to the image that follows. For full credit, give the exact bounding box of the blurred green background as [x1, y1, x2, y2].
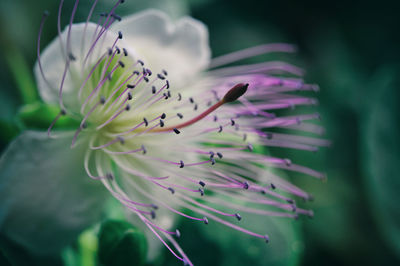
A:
[0, 0, 399, 265]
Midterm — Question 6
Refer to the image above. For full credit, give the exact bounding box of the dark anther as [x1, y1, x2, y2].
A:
[194, 104, 198, 111]
[68, 53, 76, 61]
[189, 97, 194, 104]
[168, 187, 175, 194]
[270, 183, 276, 190]
[118, 31, 123, 39]
[159, 119, 165, 127]
[247, 143, 253, 152]
[203, 217, 209, 225]
[112, 14, 122, 21]
[209, 151, 215, 158]
[100, 12, 108, 17]
[123, 48, 128, 56]
[141, 145, 147, 154]
[152, 86, 156, 94]
[162, 69, 168, 76]
[151, 204, 158, 209]
[213, 115, 218, 122]
[137, 59, 144, 66]
[116, 46, 120, 54]
[117, 136, 125, 144]
[100, 96, 106, 104]
[118, 61, 125, 68]
[163, 92, 168, 99]
[261, 189, 266, 194]
[173, 128, 180, 134]
[143, 76, 149, 82]
[216, 152, 223, 159]
[235, 213, 242, 221]
[231, 119, 235, 126]
[82, 122, 88, 129]
[60, 109, 67, 115]
[161, 113, 166, 119]
[125, 104, 130, 111]
[106, 173, 114, 180]
[199, 181, 206, 187]
[284, 159, 292, 166]
[286, 199, 294, 204]
[199, 188, 204, 196]
[120, 0, 125, 3]
[108, 48, 113, 55]
[178, 93, 182, 101]
[211, 157, 216, 165]
[175, 229, 181, 238]
[146, 68, 152, 76]
[127, 92, 133, 100]
[127, 84, 135, 89]
[143, 118, 148, 127]
[223, 83, 249, 103]
[218, 125, 223, 133]
[243, 133, 247, 141]
[157, 73, 165, 80]
[243, 181, 249, 189]
[166, 80, 170, 89]
[133, 70, 140, 75]
[177, 113, 183, 119]
[264, 235, 270, 243]
[179, 160, 184, 168]
[167, 91, 171, 98]
[107, 73, 112, 81]
[150, 210, 156, 219]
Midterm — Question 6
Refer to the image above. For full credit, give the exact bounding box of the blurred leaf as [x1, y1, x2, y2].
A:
[0, 120, 20, 153]
[0, 249, 12, 266]
[163, 212, 303, 266]
[98, 220, 147, 266]
[78, 230, 98, 266]
[17, 102, 79, 130]
[4, 47, 38, 104]
[0, 235, 63, 266]
[362, 67, 400, 259]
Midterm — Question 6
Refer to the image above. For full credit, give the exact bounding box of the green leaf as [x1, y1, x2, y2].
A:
[362, 68, 400, 259]
[0, 120, 20, 153]
[98, 220, 147, 266]
[4, 47, 38, 104]
[16, 102, 79, 130]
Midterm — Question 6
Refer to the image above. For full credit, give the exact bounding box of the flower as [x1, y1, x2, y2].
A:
[0, 0, 329, 264]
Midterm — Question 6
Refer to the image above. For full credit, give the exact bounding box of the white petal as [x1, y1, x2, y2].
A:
[0, 131, 108, 254]
[111, 9, 211, 86]
[34, 23, 119, 110]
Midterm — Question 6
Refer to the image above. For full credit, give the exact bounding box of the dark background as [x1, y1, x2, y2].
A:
[0, 0, 399, 265]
